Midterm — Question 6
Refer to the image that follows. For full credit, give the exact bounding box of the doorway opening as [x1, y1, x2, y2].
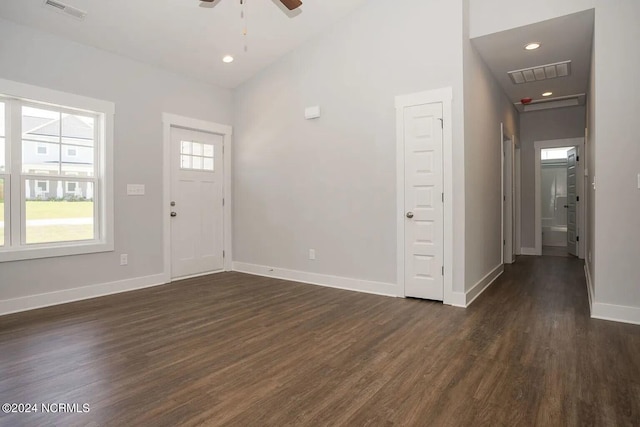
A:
[534, 138, 585, 258]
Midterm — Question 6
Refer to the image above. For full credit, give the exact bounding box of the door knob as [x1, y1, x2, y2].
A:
[170, 212, 177, 217]
[406, 212, 414, 219]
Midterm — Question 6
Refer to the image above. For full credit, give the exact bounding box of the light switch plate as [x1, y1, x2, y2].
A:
[127, 184, 145, 196]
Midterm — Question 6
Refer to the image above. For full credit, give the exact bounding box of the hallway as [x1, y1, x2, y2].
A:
[1, 256, 639, 426]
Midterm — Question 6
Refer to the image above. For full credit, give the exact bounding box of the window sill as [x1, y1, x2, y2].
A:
[0, 241, 114, 262]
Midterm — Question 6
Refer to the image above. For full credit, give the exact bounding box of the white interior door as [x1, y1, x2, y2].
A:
[566, 147, 578, 256]
[170, 126, 224, 279]
[403, 103, 444, 301]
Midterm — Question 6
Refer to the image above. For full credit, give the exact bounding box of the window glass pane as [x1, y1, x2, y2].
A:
[180, 141, 191, 155]
[0, 177, 4, 247]
[192, 156, 203, 170]
[203, 144, 214, 158]
[62, 146, 94, 177]
[192, 142, 203, 156]
[0, 102, 5, 137]
[0, 138, 5, 172]
[22, 106, 60, 143]
[22, 141, 60, 174]
[0, 102, 5, 172]
[180, 155, 191, 169]
[203, 158, 214, 171]
[25, 180, 94, 244]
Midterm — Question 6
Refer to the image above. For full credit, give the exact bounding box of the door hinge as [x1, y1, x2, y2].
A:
[441, 266, 444, 276]
[576, 196, 579, 202]
[442, 193, 444, 203]
[504, 240, 506, 246]
[438, 118, 443, 128]
[577, 236, 579, 242]
[223, 250, 225, 258]
[222, 198, 225, 206]
[577, 155, 580, 162]
[504, 195, 506, 201]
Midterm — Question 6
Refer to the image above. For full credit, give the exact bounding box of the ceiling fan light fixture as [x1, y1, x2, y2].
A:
[525, 42, 541, 51]
[222, 55, 234, 63]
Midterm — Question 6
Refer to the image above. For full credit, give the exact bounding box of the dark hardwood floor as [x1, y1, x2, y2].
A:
[1, 256, 639, 426]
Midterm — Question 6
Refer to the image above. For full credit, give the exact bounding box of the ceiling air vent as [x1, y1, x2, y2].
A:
[43, 0, 87, 20]
[508, 61, 571, 84]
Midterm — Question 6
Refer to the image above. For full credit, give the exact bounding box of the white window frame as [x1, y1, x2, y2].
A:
[0, 78, 114, 262]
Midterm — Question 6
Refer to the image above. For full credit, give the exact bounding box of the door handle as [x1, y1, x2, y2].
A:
[406, 212, 414, 219]
[170, 212, 177, 217]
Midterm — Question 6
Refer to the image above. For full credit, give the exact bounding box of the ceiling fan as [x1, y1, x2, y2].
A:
[200, 0, 303, 11]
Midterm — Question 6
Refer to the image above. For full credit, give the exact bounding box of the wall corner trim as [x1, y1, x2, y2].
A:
[232, 262, 397, 298]
[584, 263, 594, 313]
[465, 264, 504, 307]
[0, 273, 167, 316]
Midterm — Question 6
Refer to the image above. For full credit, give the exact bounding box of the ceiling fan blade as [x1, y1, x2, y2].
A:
[279, 0, 302, 10]
[200, 0, 215, 2]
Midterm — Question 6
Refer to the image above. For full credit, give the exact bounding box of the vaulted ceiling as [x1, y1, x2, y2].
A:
[0, 0, 368, 88]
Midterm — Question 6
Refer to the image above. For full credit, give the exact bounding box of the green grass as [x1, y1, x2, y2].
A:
[0, 201, 94, 245]
[26, 200, 93, 220]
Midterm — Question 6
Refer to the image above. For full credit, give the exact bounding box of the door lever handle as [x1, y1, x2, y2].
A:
[170, 212, 177, 217]
[406, 212, 414, 219]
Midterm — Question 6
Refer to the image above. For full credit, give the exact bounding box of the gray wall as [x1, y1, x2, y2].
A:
[233, 0, 465, 289]
[519, 106, 586, 249]
[464, 2, 519, 291]
[0, 18, 232, 301]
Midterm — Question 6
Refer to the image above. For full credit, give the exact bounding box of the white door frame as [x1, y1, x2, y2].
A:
[162, 113, 233, 282]
[395, 87, 453, 304]
[515, 147, 522, 255]
[534, 137, 585, 257]
[501, 124, 515, 264]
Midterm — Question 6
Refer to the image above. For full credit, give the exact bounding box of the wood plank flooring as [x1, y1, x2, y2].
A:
[1, 256, 639, 426]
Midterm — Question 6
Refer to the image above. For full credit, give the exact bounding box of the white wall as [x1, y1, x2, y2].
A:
[0, 18, 232, 302]
[471, 0, 640, 320]
[463, 2, 519, 292]
[233, 0, 465, 291]
[519, 106, 586, 249]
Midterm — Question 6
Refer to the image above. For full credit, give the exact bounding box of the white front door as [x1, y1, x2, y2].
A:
[403, 103, 444, 300]
[566, 147, 578, 256]
[170, 126, 224, 279]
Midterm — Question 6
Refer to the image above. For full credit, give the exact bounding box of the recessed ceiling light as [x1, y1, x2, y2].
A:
[525, 43, 541, 51]
[542, 92, 553, 97]
[222, 55, 234, 63]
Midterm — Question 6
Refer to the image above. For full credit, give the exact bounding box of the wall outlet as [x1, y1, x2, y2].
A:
[120, 254, 128, 266]
[309, 249, 316, 260]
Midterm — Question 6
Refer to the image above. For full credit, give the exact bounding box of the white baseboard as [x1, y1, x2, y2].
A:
[465, 264, 504, 307]
[520, 247, 538, 256]
[591, 301, 640, 326]
[0, 273, 167, 316]
[584, 263, 594, 312]
[232, 262, 397, 297]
